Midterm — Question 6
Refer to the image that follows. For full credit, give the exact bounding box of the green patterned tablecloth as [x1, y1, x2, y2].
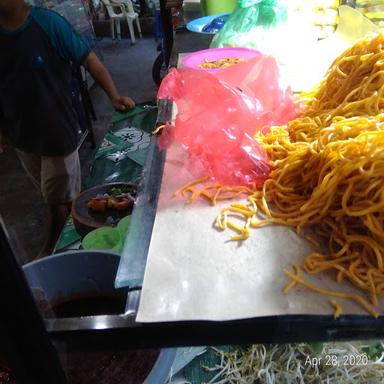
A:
[56, 105, 157, 252]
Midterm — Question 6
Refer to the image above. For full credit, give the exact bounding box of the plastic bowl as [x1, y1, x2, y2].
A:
[82, 227, 122, 253]
[181, 47, 261, 73]
[22, 251, 176, 383]
[186, 13, 229, 35]
[202, 14, 230, 33]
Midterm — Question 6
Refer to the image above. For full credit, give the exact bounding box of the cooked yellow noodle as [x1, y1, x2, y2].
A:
[176, 34, 384, 316]
[284, 266, 379, 318]
[330, 300, 343, 319]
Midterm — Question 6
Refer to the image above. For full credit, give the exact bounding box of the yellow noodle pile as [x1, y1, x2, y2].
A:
[176, 34, 384, 316]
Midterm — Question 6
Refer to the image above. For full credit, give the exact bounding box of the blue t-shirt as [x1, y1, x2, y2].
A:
[0, 7, 91, 156]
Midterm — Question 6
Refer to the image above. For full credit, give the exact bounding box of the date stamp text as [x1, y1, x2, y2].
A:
[305, 354, 369, 367]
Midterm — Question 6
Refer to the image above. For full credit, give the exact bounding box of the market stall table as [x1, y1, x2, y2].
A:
[49, 48, 384, 354]
[5, 0, 383, 362]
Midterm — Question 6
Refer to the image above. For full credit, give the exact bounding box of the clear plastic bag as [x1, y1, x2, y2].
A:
[210, 0, 288, 57]
[157, 55, 300, 186]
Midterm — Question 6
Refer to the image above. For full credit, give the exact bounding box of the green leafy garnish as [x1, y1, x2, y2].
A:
[108, 185, 137, 197]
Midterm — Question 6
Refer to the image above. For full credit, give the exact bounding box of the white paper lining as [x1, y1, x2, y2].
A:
[137, 142, 381, 322]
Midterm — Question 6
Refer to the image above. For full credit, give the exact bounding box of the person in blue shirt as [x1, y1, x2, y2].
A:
[0, 0, 135, 257]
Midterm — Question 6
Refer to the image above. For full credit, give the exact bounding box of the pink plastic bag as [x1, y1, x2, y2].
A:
[157, 55, 300, 186]
[215, 55, 300, 130]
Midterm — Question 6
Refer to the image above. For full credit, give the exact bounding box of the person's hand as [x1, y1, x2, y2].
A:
[112, 96, 135, 112]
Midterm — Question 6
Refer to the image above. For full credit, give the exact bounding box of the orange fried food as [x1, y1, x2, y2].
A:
[199, 57, 245, 69]
[86, 199, 108, 212]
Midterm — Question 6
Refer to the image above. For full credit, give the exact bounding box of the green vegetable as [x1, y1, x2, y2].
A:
[362, 342, 384, 360]
[109, 185, 137, 197]
[309, 342, 324, 355]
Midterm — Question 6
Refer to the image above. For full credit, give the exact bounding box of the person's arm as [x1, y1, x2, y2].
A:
[32, 9, 135, 112]
[83, 52, 135, 112]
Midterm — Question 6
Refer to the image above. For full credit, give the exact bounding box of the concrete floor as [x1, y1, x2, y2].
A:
[0, 37, 159, 264]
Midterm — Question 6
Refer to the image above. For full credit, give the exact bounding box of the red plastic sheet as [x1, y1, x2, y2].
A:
[157, 55, 300, 186]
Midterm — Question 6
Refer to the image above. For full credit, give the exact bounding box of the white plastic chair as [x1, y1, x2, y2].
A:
[112, 0, 143, 44]
[102, 0, 125, 41]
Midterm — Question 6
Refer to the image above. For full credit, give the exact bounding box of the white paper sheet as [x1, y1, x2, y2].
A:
[137, 142, 381, 322]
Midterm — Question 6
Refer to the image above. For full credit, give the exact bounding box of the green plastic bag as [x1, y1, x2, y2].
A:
[210, 0, 288, 52]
